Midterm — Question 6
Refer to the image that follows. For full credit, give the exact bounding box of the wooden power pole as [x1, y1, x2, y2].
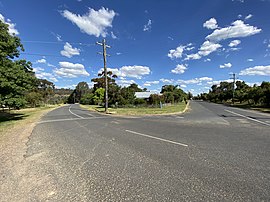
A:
[96, 39, 111, 113]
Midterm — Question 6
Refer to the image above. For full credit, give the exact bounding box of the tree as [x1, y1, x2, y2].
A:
[93, 88, 105, 105]
[260, 81, 270, 106]
[0, 20, 37, 109]
[37, 79, 55, 104]
[161, 85, 187, 103]
[75, 81, 89, 103]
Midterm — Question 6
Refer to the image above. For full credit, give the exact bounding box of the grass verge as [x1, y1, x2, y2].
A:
[0, 105, 59, 138]
[81, 102, 187, 116]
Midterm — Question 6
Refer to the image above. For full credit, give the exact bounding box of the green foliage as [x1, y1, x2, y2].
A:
[26, 92, 42, 107]
[0, 20, 37, 109]
[80, 93, 94, 105]
[200, 81, 270, 107]
[160, 85, 187, 103]
[93, 88, 105, 105]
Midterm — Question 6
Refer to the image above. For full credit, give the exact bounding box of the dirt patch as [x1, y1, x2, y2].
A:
[0, 107, 57, 202]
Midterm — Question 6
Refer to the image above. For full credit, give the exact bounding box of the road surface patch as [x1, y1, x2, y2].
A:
[69, 105, 84, 119]
[125, 129, 188, 147]
[225, 109, 270, 127]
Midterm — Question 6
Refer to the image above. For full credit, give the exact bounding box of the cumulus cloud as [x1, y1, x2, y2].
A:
[0, 13, 19, 35]
[203, 18, 218, 30]
[245, 14, 253, 20]
[99, 66, 150, 79]
[239, 65, 270, 76]
[171, 64, 188, 74]
[120, 65, 150, 79]
[247, 58, 254, 62]
[36, 58, 46, 64]
[229, 40, 241, 47]
[54, 62, 90, 78]
[144, 81, 159, 86]
[117, 79, 136, 87]
[185, 40, 222, 60]
[61, 7, 116, 37]
[168, 45, 185, 59]
[60, 42, 80, 58]
[206, 20, 261, 42]
[160, 78, 174, 84]
[33, 67, 58, 82]
[220, 63, 232, 68]
[111, 31, 117, 39]
[143, 19, 152, 32]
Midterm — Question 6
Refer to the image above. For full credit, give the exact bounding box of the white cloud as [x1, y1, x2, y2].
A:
[54, 62, 90, 78]
[229, 40, 241, 47]
[247, 58, 254, 62]
[204, 58, 211, 62]
[180, 84, 187, 88]
[245, 14, 253, 20]
[206, 20, 261, 42]
[33, 67, 58, 82]
[100, 66, 151, 79]
[177, 77, 213, 85]
[116, 52, 122, 55]
[117, 79, 136, 87]
[111, 31, 117, 39]
[160, 78, 174, 84]
[168, 36, 174, 41]
[168, 45, 185, 59]
[171, 64, 187, 74]
[239, 65, 270, 76]
[120, 65, 150, 79]
[61, 7, 116, 37]
[36, 58, 46, 64]
[198, 40, 222, 56]
[199, 77, 213, 81]
[0, 14, 19, 35]
[144, 80, 159, 86]
[220, 63, 232, 68]
[60, 42, 80, 58]
[185, 41, 221, 60]
[203, 18, 218, 30]
[143, 19, 152, 32]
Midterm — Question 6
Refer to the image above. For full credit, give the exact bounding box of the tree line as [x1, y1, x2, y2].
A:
[67, 77, 188, 108]
[196, 81, 270, 107]
[0, 19, 188, 110]
[0, 20, 72, 110]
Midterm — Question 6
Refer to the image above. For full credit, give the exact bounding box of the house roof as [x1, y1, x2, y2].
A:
[135, 91, 160, 99]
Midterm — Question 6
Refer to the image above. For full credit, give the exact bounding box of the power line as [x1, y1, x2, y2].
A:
[22, 40, 96, 46]
[20, 52, 64, 58]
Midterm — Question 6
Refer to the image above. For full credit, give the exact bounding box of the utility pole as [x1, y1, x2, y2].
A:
[230, 73, 237, 104]
[96, 39, 111, 113]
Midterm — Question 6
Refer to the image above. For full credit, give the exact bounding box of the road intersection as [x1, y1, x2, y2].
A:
[26, 101, 270, 201]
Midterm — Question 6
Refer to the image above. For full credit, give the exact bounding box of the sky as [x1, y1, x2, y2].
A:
[1, 0, 270, 95]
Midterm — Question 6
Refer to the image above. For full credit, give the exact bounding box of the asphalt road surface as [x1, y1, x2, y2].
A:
[26, 101, 270, 201]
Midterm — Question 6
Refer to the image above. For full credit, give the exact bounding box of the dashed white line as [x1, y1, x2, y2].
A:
[69, 105, 84, 119]
[125, 129, 188, 147]
[225, 109, 270, 127]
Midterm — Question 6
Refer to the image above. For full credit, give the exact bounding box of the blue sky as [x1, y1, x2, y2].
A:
[1, 0, 270, 95]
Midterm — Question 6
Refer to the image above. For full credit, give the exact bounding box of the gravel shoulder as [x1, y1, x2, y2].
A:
[0, 106, 59, 202]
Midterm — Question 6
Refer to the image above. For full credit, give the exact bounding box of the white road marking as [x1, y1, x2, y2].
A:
[225, 109, 270, 127]
[69, 105, 84, 119]
[125, 129, 188, 147]
[38, 117, 109, 124]
[176, 116, 184, 119]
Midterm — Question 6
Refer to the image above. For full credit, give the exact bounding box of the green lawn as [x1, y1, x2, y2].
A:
[81, 102, 188, 115]
[0, 105, 59, 136]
